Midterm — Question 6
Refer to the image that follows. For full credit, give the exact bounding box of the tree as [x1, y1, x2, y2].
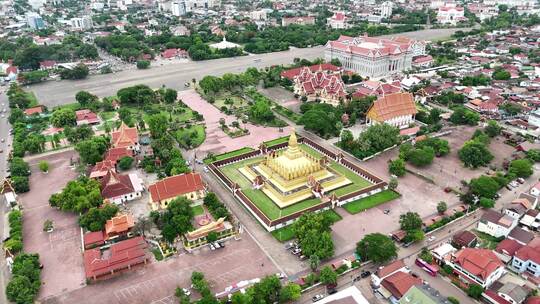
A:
[160, 197, 194, 243]
[9, 157, 30, 177]
[309, 254, 320, 271]
[437, 201, 447, 214]
[492, 68, 511, 80]
[388, 177, 398, 190]
[38, 161, 49, 173]
[6, 253, 41, 304]
[356, 233, 397, 263]
[458, 140, 494, 168]
[400, 212, 422, 232]
[118, 156, 134, 170]
[79, 204, 119, 231]
[508, 159, 533, 178]
[484, 120, 501, 137]
[117, 85, 157, 105]
[60, 64, 89, 80]
[388, 158, 406, 177]
[175, 287, 191, 304]
[6, 275, 37, 304]
[51, 108, 76, 127]
[148, 113, 169, 138]
[161, 88, 178, 103]
[11, 176, 29, 193]
[450, 107, 480, 126]
[249, 100, 274, 123]
[207, 231, 218, 243]
[319, 266, 337, 286]
[279, 283, 301, 303]
[292, 212, 334, 259]
[136, 60, 151, 69]
[527, 149, 540, 162]
[469, 176, 500, 199]
[75, 136, 109, 164]
[467, 284, 484, 299]
[49, 177, 103, 212]
[406, 146, 435, 167]
[247, 275, 281, 304]
[479, 197, 495, 208]
[75, 91, 98, 108]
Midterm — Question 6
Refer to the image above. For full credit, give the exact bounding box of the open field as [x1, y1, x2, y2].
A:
[342, 190, 401, 214]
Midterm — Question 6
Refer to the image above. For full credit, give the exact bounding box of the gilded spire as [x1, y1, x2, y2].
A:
[288, 128, 298, 147]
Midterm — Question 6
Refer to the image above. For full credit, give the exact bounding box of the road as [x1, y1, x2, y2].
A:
[28, 27, 467, 107]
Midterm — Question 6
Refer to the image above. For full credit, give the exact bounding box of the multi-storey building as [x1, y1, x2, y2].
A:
[70, 16, 93, 30]
[325, 35, 425, 78]
[449, 248, 505, 288]
[437, 4, 466, 25]
[171, 0, 186, 16]
[26, 12, 45, 30]
[511, 241, 540, 278]
[381, 1, 393, 18]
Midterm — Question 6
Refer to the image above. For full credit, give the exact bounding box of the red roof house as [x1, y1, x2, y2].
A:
[111, 122, 139, 150]
[280, 63, 342, 80]
[24, 105, 45, 116]
[83, 236, 148, 281]
[380, 271, 422, 299]
[451, 248, 505, 288]
[100, 170, 143, 204]
[148, 172, 205, 210]
[83, 231, 106, 250]
[75, 109, 100, 125]
[103, 147, 132, 165]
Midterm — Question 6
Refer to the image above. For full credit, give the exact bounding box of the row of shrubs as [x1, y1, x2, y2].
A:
[4, 210, 23, 254]
[424, 211, 466, 232]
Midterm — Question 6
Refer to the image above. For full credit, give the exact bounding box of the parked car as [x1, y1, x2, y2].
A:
[209, 243, 215, 250]
[292, 248, 301, 255]
[427, 236, 436, 242]
[517, 178, 525, 184]
[276, 272, 286, 279]
[506, 184, 513, 191]
[299, 255, 307, 261]
[218, 241, 225, 248]
[360, 271, 371, 278]
[182, 288, 191, 296]
[312, 294, 325, 302]
[327, 288, 337, 295]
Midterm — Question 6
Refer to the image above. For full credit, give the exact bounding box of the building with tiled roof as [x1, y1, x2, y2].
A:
[452, 230, 478, 249]
[292, 65, 347, 106]
[83, 231, 105, 250]
[325, 35, 425, 78]
[100, 170, 144, 205]
[372, 259, 408, 287]
[105, 214, 135, 239]
[83, 236, 148, 281]
[327, 12, 349, 29]
[450, 248, 505, 288]
[111, 122, 139, 152]
[495, 238, 524, 263]
[89, 160, 115, 179]
[75, 109, 100, 126]
[380, 271, 422, 300]
[103, 147, 133, 165]
[508, 227, 534, 245]
[477, 209, 517, 238]
[281, 16, 315, 26]
[280, 63, 342, 80]
[366, 92, 417, 129]
[511, 239, 540, 279]
[148, 172, 206, 210]
[352, 80, 401, 99]
[24, 105, 45, 116]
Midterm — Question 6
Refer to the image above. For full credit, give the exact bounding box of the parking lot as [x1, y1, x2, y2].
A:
[42, 232, 278, 304]
[19, 149, 85, 300]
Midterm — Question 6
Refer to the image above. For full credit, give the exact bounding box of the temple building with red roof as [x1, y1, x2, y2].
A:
[148, 172, 206, 210]
[105, 214, 135, 239]
[366, 92, 417, 129]
[83, 236, 148, 281]
[325, 35, 426, 78]
[75, 109, 101, 126]
[290, 65, 347, 106]
[111, 122, 139, 152]
[100, 170, 144, 205]
[449, 248, 505, 288]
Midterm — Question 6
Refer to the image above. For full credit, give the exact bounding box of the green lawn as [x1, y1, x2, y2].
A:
[243, 189, 322, 220]
[214, 95, 249, 109]
[342, 190, 400, 214]
[329, 163, 373, 196]
[204, 147, 256, 164]
[191, 205, 205, 216]
[174, 125, 206, 148]
[26, 92, 39, 107]
[473, 229, 503, 250]
[264, 135, 290, 147]
[99, 111, 116, 121]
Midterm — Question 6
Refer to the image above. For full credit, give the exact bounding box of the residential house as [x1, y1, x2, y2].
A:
[477, 209, 517, 238]
[105, 214, 135, 239]
[100, 170, 144, 205]
[530, 181, 540, 197]
[148, 172, 206, 210]
[488, 282, 530, 304]
[366, 92, 417, 129]
[519, 209, 540, 231]
[412, 55, 434, 68]
[511, 239, 540, 279]
[437, 5, 466, 25]
[23, 105, 45, 116]
[399, 285, 450, 304]
[449, 248, 505, 288]
[379, 271, 422, 301]
[452, 230, 478, 249]
[111, 122, 139, 152]
[504, 197, 534, 220]
[352, 80, 401, 98]
[508, 227, 534, 245]
[371, 259, 409, 287]
[431, 243, 458, 266]
[495, 238, 524, 264]
[75, 109, 100, 126]
[83, 236, 148, 281]
[103, 147, 133, 166]
[327, 12, 348, 29]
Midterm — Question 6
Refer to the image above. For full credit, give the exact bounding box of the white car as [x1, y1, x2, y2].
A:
[312, 294, 325, 302]
[427, 236, 436, 242]
[276, 272, 286, 279]
[182, 288, 191, 296]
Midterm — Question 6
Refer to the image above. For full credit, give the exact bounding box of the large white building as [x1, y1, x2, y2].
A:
[484, 0, 537, 7]
[70, 16, 93, 30]
[437, 4, 466, 25]
[325, 35, 425, 78]
[26, 12, 45, 30]
[381, 1, 393, 18]
[171, 0, 186, 16]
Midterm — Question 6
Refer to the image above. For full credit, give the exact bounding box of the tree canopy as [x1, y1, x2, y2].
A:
[356, 233, 397, 263]
[292, 212, 334, 260]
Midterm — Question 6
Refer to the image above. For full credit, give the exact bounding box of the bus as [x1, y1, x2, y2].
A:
[415, 258, 439, 277]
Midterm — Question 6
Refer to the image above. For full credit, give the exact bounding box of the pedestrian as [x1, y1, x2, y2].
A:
[261, 263, 264, 267]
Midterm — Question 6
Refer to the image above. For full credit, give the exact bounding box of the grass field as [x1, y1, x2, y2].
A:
[329, 163, 373, 196]
[191, 205, 205, 216]
[174, 125, 206, 148]
[264, 135, 290, 147]
[342, 190, 400, 214]
[204, 147, 256, 164]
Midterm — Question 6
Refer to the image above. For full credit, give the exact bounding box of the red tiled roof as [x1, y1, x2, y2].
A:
[104, 147, 132, 165]
[39, 60, 56, 68]
[84, 231, 105, 249]
[90, 160, 115, 179]
[149, 173, 204, 203]
[453, 248, 503, 281]
[381, 271, 422, 299]
[526, 297, 540, 304]
[280, 63, 341, 80]
[495, 239, 523, 256]
[514, 242, 540, 264]
[367, 92, 417, 123]
[376, 260, 406, 279]
[24, 105, 44, 116]
[105, 214, 134, 237]
[111, 123, 138, 149]
[75, 109, 100, 124]
[83, 236, 148, 280]
[100, 170, 135, 199]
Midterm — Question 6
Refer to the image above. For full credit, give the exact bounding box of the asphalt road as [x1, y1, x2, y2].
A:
[29, 27, 467, 107]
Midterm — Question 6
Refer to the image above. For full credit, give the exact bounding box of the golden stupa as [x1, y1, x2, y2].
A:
[239, 129, 352, 208]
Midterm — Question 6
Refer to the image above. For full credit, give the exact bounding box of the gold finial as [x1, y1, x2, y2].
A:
[289, 128, 298, 147]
